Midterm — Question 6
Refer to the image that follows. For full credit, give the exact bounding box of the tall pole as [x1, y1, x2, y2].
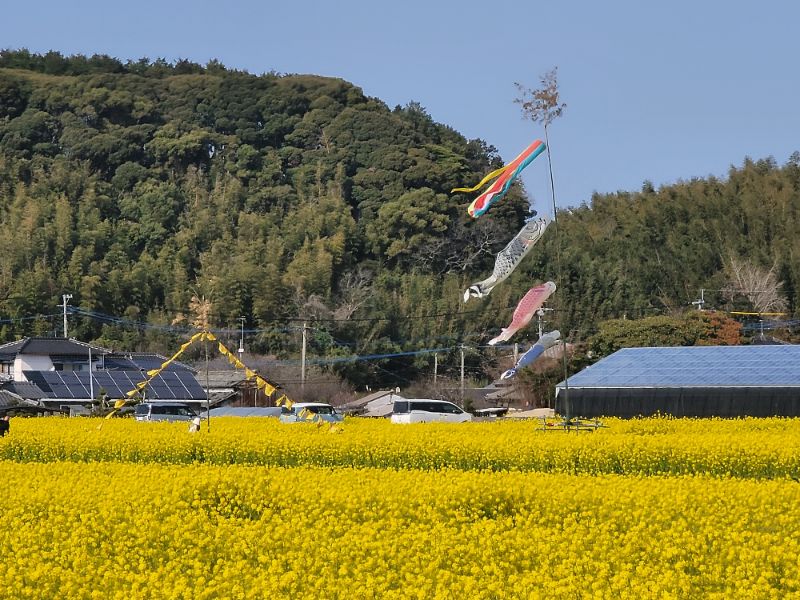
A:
[301, 322, 307, 399]
[88, 345, 94, 404]
[433, 353, 438, 385]
[205, 334, 211, 433]
[62, 294, 73, 338]
[459, 345, 465, 398]
[238, 316, 246, 355]
[544, 124, 570, 422]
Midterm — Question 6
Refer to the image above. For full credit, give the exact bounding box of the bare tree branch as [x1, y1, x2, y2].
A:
[333, 267, 374, 320]
[723, 255, 787, 313]
[514, 67, 567, 128]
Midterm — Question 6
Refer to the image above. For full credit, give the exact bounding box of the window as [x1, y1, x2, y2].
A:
[53, 362, 86, 372]
[440, 403, 463, 414]
[151, 404, 194, 416]
[0, 363, 12, 375]
[412, 402, 444, 413]
[393, 401, 410, 414]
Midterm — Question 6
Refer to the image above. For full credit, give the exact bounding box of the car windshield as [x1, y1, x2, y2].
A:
[305, 405, 334, 415]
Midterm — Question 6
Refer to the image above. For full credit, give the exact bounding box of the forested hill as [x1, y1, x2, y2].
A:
[1, 50, 798, 389]
[0, 51, 536, 386]
[527, 154, 800, 339]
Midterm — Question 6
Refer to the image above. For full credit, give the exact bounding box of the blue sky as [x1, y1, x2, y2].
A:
[3, 0, 798, 216]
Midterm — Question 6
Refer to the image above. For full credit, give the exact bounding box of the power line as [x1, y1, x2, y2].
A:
[0, 313, 61, 324]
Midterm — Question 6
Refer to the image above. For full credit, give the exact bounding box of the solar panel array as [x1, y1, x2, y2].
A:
[23, 370, 207, 400]
[561, 345, 800, 388]
[102, 355, 192, 372]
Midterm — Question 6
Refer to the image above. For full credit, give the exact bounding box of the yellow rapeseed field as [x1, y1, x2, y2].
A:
[0, 417, 798, 598]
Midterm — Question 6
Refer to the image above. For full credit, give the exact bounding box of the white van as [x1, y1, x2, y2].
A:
[390, 399, 472, 424]
[134, 402, 197, 422]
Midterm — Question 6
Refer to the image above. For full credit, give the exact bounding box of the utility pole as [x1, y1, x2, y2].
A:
[301, 322, 307, 399]
[205, 335, 211, 433]
[433, 353, 438, 386]
[691, 288, 706, 311]
[62, 294, 73, 338]
[536, 307, 554, 338]
[459, 345, 465, 398]
[88, 345, 93, 405]
[238, 316, 246, 356]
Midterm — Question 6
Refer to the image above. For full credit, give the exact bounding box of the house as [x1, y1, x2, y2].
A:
[0, 386, 59, 416]
[0, 337, 108, 380]
[0, 337, 208, 413]
[338, 390, 406, 418]
[201, 370, 280, 407]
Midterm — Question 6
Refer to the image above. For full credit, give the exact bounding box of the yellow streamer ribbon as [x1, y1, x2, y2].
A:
[451, 165, 509, 193]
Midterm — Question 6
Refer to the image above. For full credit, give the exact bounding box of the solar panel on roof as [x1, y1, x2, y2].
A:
[23, 372, 52, 394]
[20, 368, 206, 401]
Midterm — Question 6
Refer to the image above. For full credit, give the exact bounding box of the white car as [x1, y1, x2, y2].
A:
[390, 399, 472, 424]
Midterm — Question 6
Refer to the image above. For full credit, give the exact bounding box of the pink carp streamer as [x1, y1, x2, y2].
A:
[452, 140, 546, 218]
[488, 282, 556, 346]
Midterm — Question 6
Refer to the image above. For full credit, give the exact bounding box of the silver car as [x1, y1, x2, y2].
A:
[280, 403, 344, 424]
[134, 402, 198, 422]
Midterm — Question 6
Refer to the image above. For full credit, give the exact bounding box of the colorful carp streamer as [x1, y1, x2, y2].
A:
[500, 330, 561, 380]
[452, 140, 547, 218]
[488, 282, 556, 346]
[464, 217, 549, 302]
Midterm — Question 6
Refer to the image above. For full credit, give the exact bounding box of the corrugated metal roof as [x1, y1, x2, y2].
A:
[339, 390, 398, 410]
[0, 390, 21, 408]
[3, 381, 49, 400]
[558, 345, 800, 389]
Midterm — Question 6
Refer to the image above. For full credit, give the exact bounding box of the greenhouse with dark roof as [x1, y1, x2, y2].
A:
[555, 345, 800, 418]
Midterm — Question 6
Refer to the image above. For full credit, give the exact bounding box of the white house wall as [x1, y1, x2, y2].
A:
[15, 355, 54, 380]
